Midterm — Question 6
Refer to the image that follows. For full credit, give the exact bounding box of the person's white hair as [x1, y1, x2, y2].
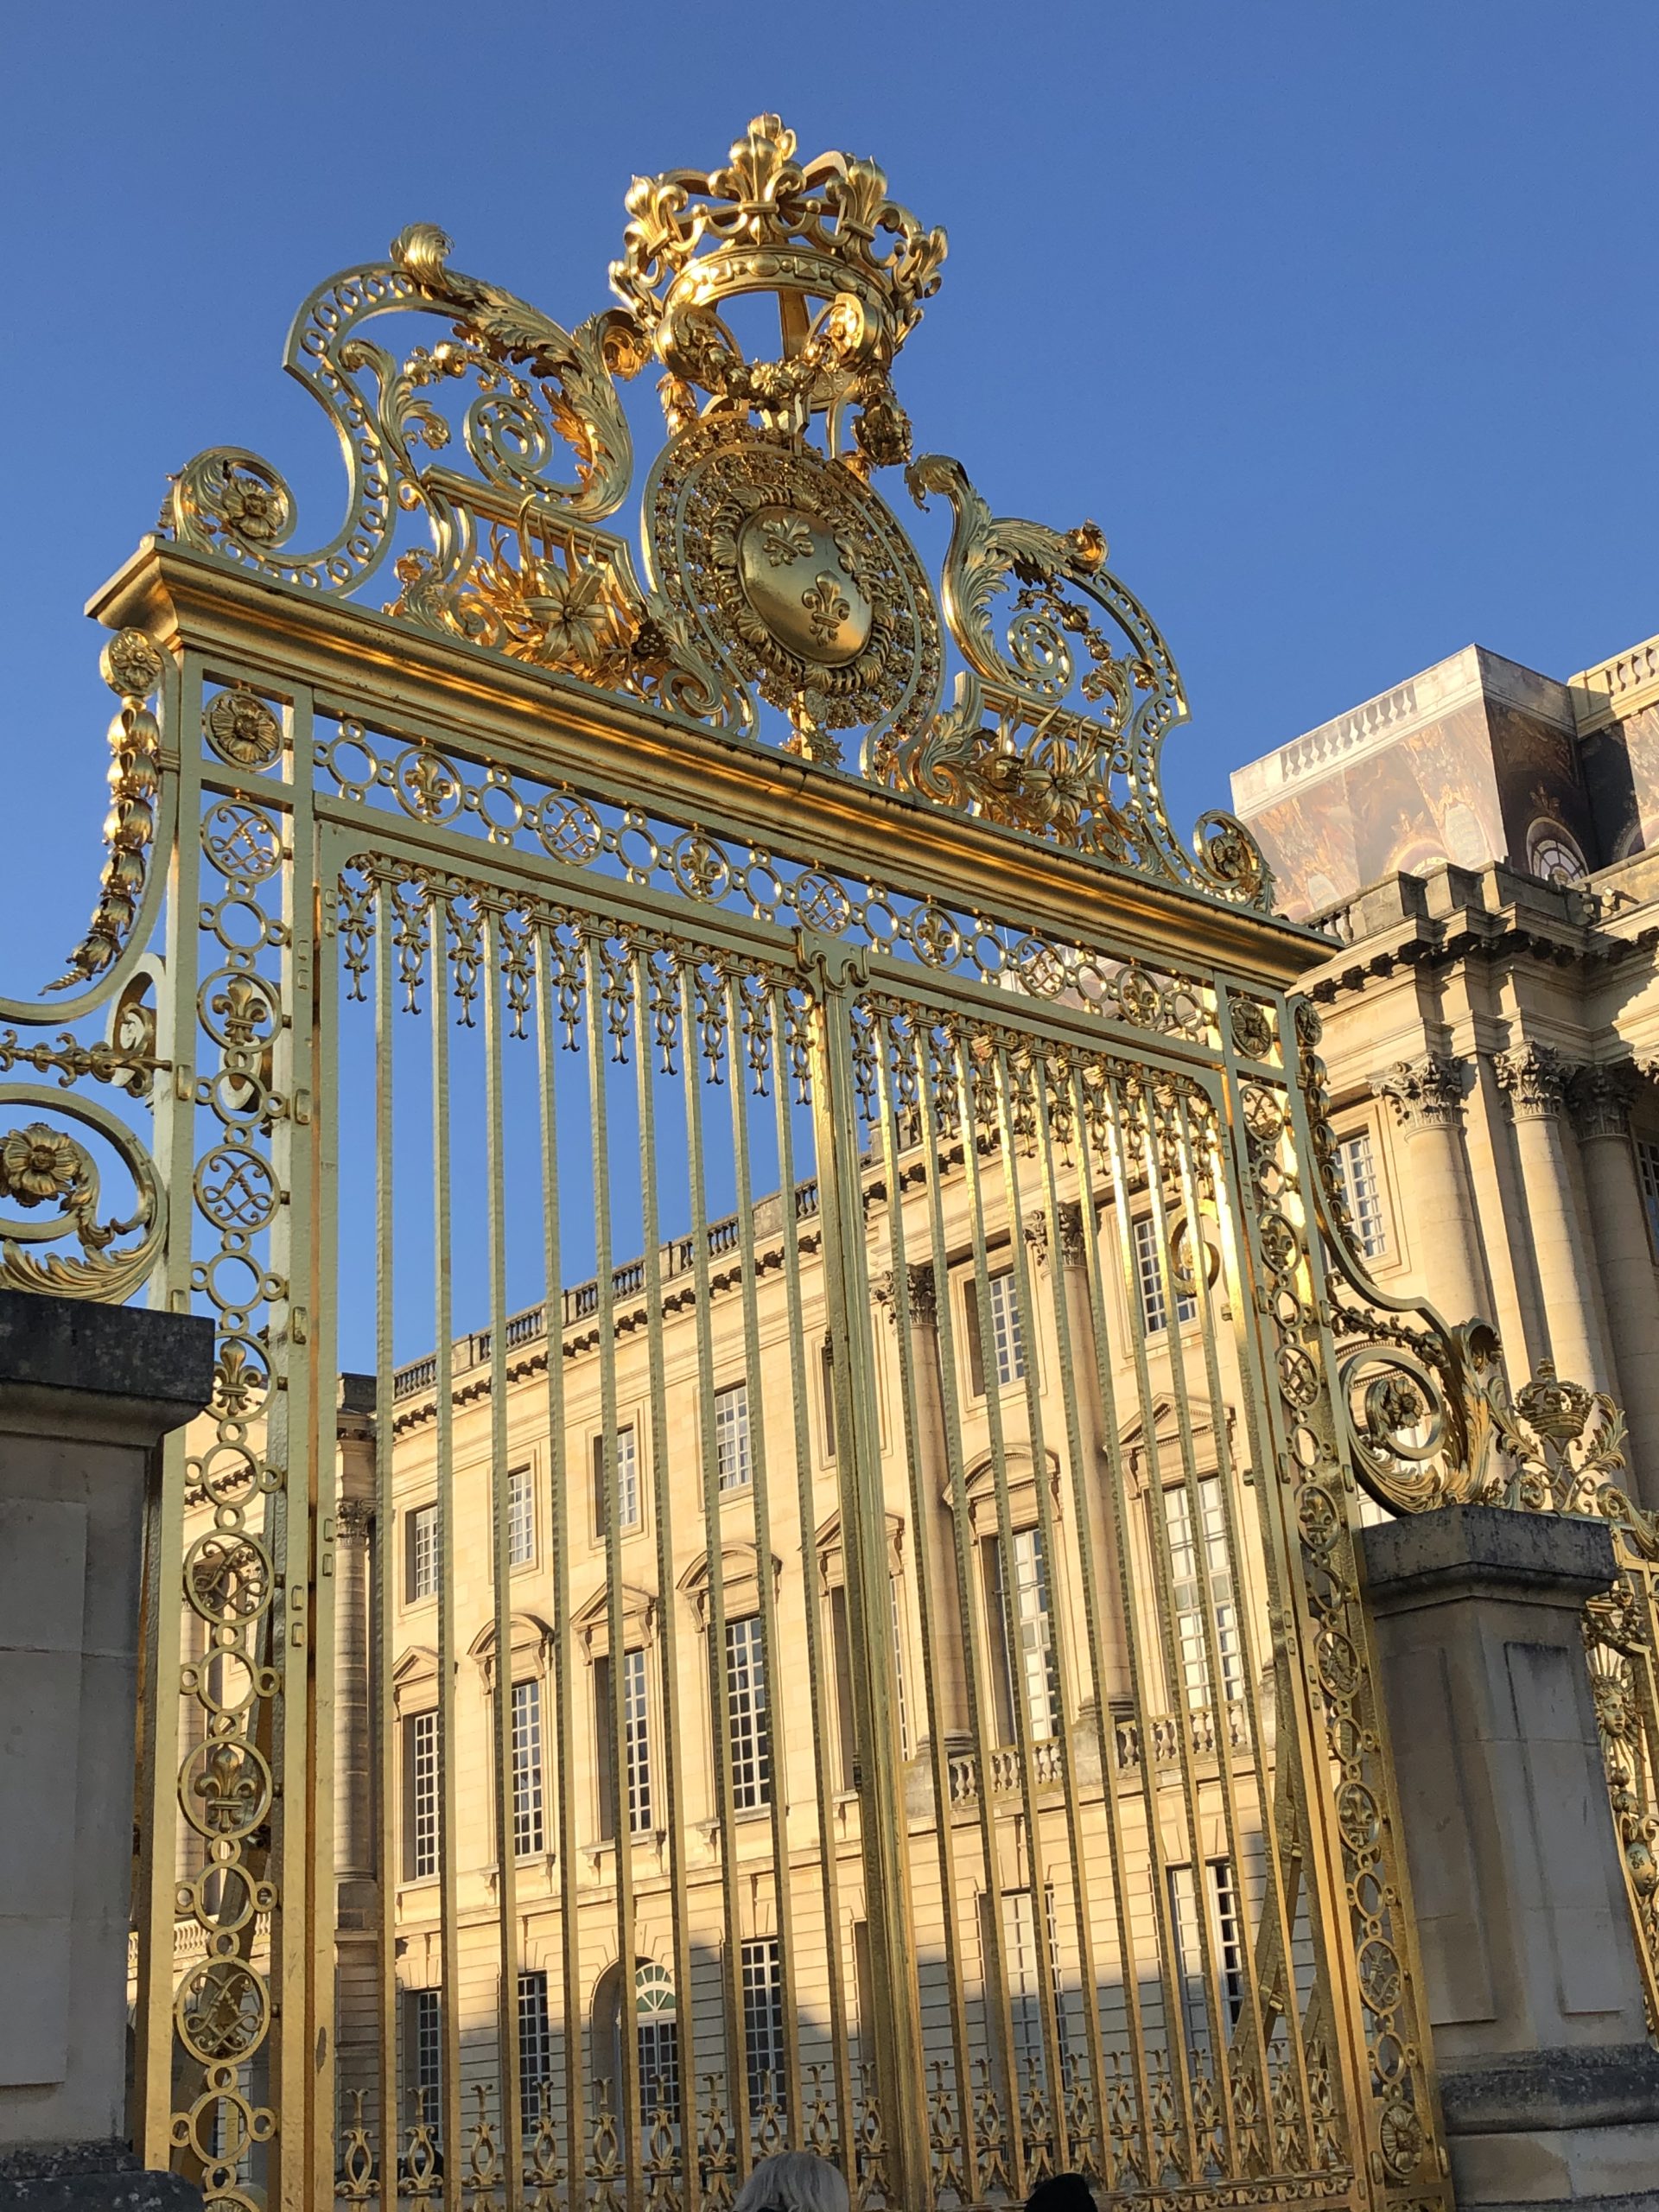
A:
[730, 2151, 850, 2212]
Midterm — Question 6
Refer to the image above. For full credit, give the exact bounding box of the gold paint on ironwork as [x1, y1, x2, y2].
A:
[0, 111, 1539, 2212]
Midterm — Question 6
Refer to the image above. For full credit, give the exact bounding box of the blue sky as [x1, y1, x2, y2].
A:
[2, 0, 1655, 981]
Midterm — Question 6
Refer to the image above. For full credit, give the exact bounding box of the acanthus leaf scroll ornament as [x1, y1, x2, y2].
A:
[156, 113, 1269, 912]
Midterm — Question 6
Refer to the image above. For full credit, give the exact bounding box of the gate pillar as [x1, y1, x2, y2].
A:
[1361, 1503, 1659, 2209]
[0, 1287, 212, 2211]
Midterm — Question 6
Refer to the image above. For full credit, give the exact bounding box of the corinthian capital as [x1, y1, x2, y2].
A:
[1494, 1041, 1571, 1122]
[1567, 1059, 1643, 1141]
[1371, 1053, 1467, 1132]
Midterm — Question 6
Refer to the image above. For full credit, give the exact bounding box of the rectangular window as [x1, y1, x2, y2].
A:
[725, 1615, 772, 1810]
[1637, 1137, 1659, 1259]
[1002, 1889, 1046, 2094]
[637, 1997, 680, 2124]
[592, 1427, 641, 1537]
[820, 1339, 837, 1461]
[741, 1937, 786, 2118]
[1337, 1129, 1389, 1260]
[506, 1466, 535, 1568]
[890, 1575, 911, 1761]
[407, 1503, 440, 1602]
[986, 1528, 1061, 1745]
[715, 1384, 751, 1491]
[596, 1647, 653, 1839]
[966, 1268, 1027, 1395]
[1167, 1857, 1243, 2061]
[828, 1584, 857, 1793]
[406, 1709, 438, 1880]
[1134, 1215, 1198, 1336]
[1162, 1478, 1243, 1712]
[413, 1986, 442, 2139]
[511, 1680, 544, 1858]
[517, 1971, 550, 2126]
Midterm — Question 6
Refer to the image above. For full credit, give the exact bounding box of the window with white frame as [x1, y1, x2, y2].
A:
[406, 1709, 438, 1879]
[715, 1384, 752, 1491]
[966, 1268, 1027, 1395]
[889, 1575, 911, 1761]
[506, 1466, 535, 1568]
[511, 1679, 544, 1858]
[1162, 1478, 1244, 1711]
[724, 1615, 771, 1809]
[593, 1427, 641, 1537]
[1637, 1137, 1659, 1259]
[1168, 1857, 1244, 2062]
[596, 1646, 653, 1838]
[1133, 1215, 1198, 1336]
[407, 1502, 440, 1602]
[987, 1526, 1062, 1745]
[1001, 1888, 1046, 2094]
[635, 1962, 680, 2124]
[412, 1986, 442, 2139]
[741, 1938, 786, 2117]
[518, 1971, 550, 2126]
[1336, 1129, 1389, 1260]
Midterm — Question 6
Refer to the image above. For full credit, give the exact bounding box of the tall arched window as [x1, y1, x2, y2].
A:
[593, 1959, 681, 2139]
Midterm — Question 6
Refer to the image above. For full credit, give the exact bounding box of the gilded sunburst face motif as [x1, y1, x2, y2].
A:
[645, 420, 942, 755]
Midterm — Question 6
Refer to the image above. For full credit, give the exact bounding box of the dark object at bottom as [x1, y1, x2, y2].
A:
[1026, 2174, 1097, 2212]
[0, 2144, 202, 2212]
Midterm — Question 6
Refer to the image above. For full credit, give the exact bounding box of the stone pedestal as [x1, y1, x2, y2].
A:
[1361, 1503, 1659, 2211]
[0, 1288, 213, 2212]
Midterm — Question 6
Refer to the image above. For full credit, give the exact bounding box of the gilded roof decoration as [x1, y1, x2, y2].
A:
[160, 113, 1269, 910]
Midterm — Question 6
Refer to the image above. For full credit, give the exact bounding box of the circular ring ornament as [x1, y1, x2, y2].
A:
[645, 422, 942, 746]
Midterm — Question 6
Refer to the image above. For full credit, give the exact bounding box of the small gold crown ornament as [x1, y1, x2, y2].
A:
[610, 113, 947, 467]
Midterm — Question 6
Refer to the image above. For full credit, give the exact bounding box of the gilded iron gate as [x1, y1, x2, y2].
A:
[0, 117, 1469, 2212]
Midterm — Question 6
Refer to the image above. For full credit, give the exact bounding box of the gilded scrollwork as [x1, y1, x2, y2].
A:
[48, 629, 167, 993]
[0, 1086, 166, 1301]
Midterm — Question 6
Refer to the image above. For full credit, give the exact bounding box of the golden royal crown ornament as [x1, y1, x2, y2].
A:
[159, 111, 1268, 906]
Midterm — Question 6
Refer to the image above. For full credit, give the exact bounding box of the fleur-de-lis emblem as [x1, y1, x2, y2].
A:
[760, 518, 813, 568]
[800, 572, 850, 645]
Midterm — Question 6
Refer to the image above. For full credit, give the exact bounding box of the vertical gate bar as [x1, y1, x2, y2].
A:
[133, 641, 200, 2171]
[677, 957, 750, 2171]
[721, 968, 801, 2145]
[1131, 1089, 1242, 2166]
[1169, 1085, 1304, 2141]
[1093, 1075, 1204, 2180]
[583, 926, 644, 2212]
[802, 951, 926, 2207]
[1269, 992, 1452, 2196]
[1193, 1096, 1314, 2104]
[977, 1041, 1073, 2162]
[868, 1008, 979, 2197]
[911, 1026, 1022, 2202]
[484, 902, 525, 2209]
[310, 811, 345, 2212]
[428, 893, 462, 2212]
[1040, 1058, 1160, 2181]
[632, 944, 700, 2212]
[769, 980, 856, 2174]
[271, 682, 321, 2212]
[533, 920, 583, 2207]
[373, 878, 400, 2205]
[1010, 1054, 1112, 2166]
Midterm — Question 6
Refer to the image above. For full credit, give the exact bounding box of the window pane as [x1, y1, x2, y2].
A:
[593, 1427, 641, 1536]
[622, 1647, 652, 1834]
[413, 1987, 442, 2139]
[741, 1937, 786, 2118]
[1337, 1130, 1388, 1259]
[409, 1710, 438, 1879]
[1134, 1217, 1196, 1335]
[409, 1503, 440, 1601]
[511, 1680, 544, 1857]
[518, 1971, 550, 2126]
[1001, 1889, 1045, 2096]
[1162, 1478, 1243, 1712]
[715, 1385, 751, 1491]
[507, 1467, 534, 1567]
[725, 1615, 771, 1809]
[988, 1269, 1027, 1387]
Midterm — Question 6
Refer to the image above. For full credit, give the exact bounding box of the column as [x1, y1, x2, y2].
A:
[1494, 1044, 1616, 1396]
[1370, 1052, 1492, 1325]
[891, 1264, 971, 1750]
[0, 1286, 211, 2212]
[1055, 1201, 1132, 1707]
[1569, 1065, 1659, 1511]
[1362, 1503, 1659, 2209]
